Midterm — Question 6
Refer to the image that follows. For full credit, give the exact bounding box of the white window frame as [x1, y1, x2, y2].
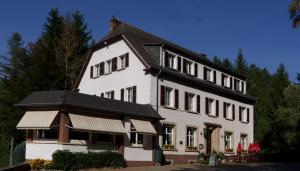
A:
[186, 127, 197, 148]
[188, 93, 197, 112]
[225, 103, 233, 119]
[206, 68, 214, 82]
[126, 87, 133, 103]
[165, 87, 175, 108]
[165, 51, 178, 70]
[119, 55, 126, 69]
[240, 134, 248, 150]
[163, 124, 175, 148]
[186, 60, 193, 75]
[235, 79, 241, 91]
[225, 131, 233, 151]
[208, 99, 216, 116]
[130, 124, 143, 147]
[223, 74, 230, 87]
[241, 107, 247, 122]
[106, 60, 112, 74]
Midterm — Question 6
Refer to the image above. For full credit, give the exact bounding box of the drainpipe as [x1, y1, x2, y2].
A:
[156, 69, 162, 112]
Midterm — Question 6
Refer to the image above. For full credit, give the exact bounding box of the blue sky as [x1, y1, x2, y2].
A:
[0, 0, 299, 81]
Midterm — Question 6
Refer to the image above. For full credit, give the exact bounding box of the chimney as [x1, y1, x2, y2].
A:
[109, 16, 120, 31]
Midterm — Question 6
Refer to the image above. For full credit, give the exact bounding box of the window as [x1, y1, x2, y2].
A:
[163, 124, 175, 149]
[35, 128, 58, 140]
[165, 87, 174, 107]
[239, 107, 249, 123]
[204, 67, 215, 82]
[112, 57, 118, 72]
[240, 134, 248, 150]
[99, 62, 105, 76]
[188, 94, 196, 111]
[161, 86, 178, 109]
[165, 51, 177, 69]
[120, 54, 127, 69]
[96, 133, 113, 143]
[206, 98, 218, 116]
[95, 64, 100, 77]
[105, 90, 114, 99]
[185, 92, 199, 112]
[224, 103, 233, 120]
[186, 127, 197, 150]
[185, 60, 193, 75]
[224, 132, 233, 152]
[234, 79, 241, 91]
[130, 124, 143, 146]
[222, 74, 231, 88]
[106, 60, 112, 74]
[70, 130, 89, 141]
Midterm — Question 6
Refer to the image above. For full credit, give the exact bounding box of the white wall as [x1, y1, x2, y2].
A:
[78, 40, 152, 104]
[26, 141, 62, 160]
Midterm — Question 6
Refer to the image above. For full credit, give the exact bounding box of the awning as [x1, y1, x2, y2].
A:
[69, 114, 126, 134]
[16, 111, 58, 130]
[130, 119, 157, 134]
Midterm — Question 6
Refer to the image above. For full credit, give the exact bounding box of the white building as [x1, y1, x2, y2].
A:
[16, 17, 255, 166]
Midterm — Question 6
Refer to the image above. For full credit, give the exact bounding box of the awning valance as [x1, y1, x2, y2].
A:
[16, 111, 58, 130]
[130, 119, 157, 134]
[69, 114, 126, 134]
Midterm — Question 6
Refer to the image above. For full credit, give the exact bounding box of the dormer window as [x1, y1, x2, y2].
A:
[222, 74, 231, 88]
[234, 79, 240, 91]
[164, 51, 177, 70]
[204, 67, 215, 83]
[183, 59, 197, 76]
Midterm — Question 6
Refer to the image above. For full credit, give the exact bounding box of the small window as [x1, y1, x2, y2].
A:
[185, 60, 193, 75]
[120, 55, 126, 69]
[224, 132, 233, 152]
[240, 134, 248, 150]
[127, 87, 133, 103]
[239, 107, 247, 122]
[222, 74, 230, 87]
[234, 79, 241, 91]
[224, 103, 233, 119]
[186, 127, 197, 150]
[130, 124, 143, 146]
[207, 98, 216, 116]
[99, 62, 105, 76]
[105, 91, 114, 99]
[205, 67, 214, 82]
[165, 51, 177, 69]
[163, 124, 175, 150]
[186, 93, 197, 112]
[165, 87, 174, 107]
[95, 64, 100, 77]
[106, 60, 112, 74]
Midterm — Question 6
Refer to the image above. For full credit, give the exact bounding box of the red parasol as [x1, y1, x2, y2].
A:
[248, 143, 253, 152]
[237, 142, 242, 153]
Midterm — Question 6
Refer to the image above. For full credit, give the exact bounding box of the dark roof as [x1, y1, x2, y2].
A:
[16, 90, 162, 119]
[98, 21, 246, 80]
[149, 66, 256, 104]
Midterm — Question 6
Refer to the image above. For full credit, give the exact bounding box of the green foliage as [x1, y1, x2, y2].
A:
[12, 142, 25, 165]
[289, 0, 300, 28]
[234, 49, 248, 77]
[52, 150, 125, 170]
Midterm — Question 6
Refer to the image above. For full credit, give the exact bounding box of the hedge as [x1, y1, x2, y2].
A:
[52, 150, 125, 170]
[12, 142, 25, 165]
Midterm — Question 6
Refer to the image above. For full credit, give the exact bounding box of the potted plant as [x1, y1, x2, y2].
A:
[187, 146, 197, 151]
[217, 152, 226, 164]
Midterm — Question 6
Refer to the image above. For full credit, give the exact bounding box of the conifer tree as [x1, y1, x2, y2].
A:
[234, 49, 248, 76]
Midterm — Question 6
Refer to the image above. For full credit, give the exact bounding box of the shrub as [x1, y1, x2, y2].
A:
[12, 141, 25, 165]
[28, 159, 45, 170]
[43, 160, 54, 170]
[52, 150, 125, 170]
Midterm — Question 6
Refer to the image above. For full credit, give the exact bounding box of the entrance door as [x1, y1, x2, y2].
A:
[205, 127, 214, 154]
[204, 123, 221, 154]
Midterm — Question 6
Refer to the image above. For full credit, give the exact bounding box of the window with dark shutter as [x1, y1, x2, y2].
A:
[100, 62, 105, 76]
[175, 89, 179, 109]
[247, 108, 250, 123]
[90, 66, 94, 78]
[194, 63, 198, 77]
[197, 95, 200, 113]
[101, 93, 104, 97]
[241, 81, 245, 93]
[205, 97, 209, 115]
[213, 71, 216, 84]
[183, 59, 187, 73]
[164, 51, 169, 68]
[239, 106, 242, 121]
[232, 104, 235, 120]
[160, 85, 165, 106]
[112, 57, 117, 71]
[125, 53, 129, 67]
[111, 91, 114, 99]
[216, 100, 219, 117]
[230, 77, 232, 88]
[221, 74, 225, 86]
[120, 89, 124, 101]
[133, 86, 136, 103]
[177, 57, 181, 71]
[223, 102, 226, 118]
[185, 92, 189, 111]
[203, 67, 207, 80]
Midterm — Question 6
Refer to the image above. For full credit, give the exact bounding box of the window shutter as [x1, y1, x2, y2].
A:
[205, 97, 209, 115]
[239, 107, 242, 121]
[90, 66, 94, 78]
[216, 100, 219, 117]
[223, 102, 226, 118]
[101, 93, 104, 97]
[221, 74, 224, 86]
[232, 104, 235, 120]
[125, 53, 129, 67]
[185, 92, 189, 111]
[234, 79, 237, 90]
[120, 89, 124, 101]
[112, 57, 117, 71]
[247, 108, 250, 123]
[197, 95, 200, 113]
[100, 62, 105, 76]
[203, 67, 207, 80]
[194, 63, 198, 77]
[183, 59, 187, 73]
[230, 77, 232, 88]
[177, 57, 181, 71]
[133, 86, 137, 103]
[175, 89, 179, 109]
[164, 52, 169, 67]
[213, 71, 216, 83]
[160, 85, 165, 106]
[111, 91, 114, 99]
[241, 81, 244, 93]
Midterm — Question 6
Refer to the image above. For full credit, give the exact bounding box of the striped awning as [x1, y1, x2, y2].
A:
[130, 119, 157, 134]
[69, 114, 126, 134]
[16, 111, 58, 130]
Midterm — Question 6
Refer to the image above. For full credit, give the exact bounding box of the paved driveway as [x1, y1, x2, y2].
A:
[102, 163, 300, 171]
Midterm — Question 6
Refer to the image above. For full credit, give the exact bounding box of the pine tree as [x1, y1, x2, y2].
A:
[222, 58, 234, 72]
[234, 49, 248, 76]
[212, 56, 222, 66]
[272, 63, 290, 108]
